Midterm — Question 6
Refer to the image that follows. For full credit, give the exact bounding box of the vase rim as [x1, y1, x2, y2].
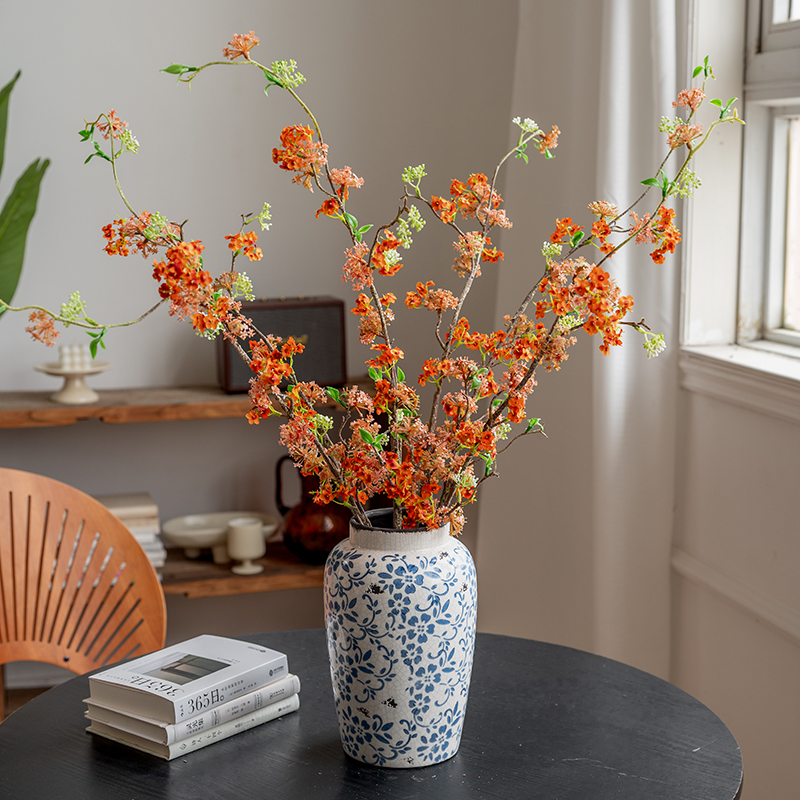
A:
[351, 508, 440, 534]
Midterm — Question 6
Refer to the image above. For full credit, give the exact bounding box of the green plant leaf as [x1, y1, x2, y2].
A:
[0, 71, 21, 182]
[693, 65, 703, 78]
[325, 386, 341, 405]
[368, 366, 381, 381]
[0, 158, 50, 317]
[262, 69, 283, 88]
[161, 63, 197, 75]
[87, 328, 107, 358]
[525, 417, 543, 434]
[359, 428, 375, 445]
[396, 367, 405, 383]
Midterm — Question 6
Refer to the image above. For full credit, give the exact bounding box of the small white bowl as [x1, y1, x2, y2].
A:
[162, 512, 279, 555]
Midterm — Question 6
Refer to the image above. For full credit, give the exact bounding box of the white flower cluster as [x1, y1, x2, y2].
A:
[643, 332, 667, 358]
[402, 164, 427, 188]
[671, 170, 702, 198]
[233, 272, 255, 301]
[258, 202, 272, 231]
[270, 60, 305, 89]
[383, 250, 402, 270]
[513, 116, 540, 135]
[396, 218, 413, 249]
[541, 241, 563, 260]
[59, 291, 87, 323]
[119, 128, 139, 154]
[314, 414, 334, 433]
[556, 312, 582, 333]
[494, 422, 511, 441]
[396, 206, 426, 249]
[143, 212, 170, 240]
[658, 116, 679, 135]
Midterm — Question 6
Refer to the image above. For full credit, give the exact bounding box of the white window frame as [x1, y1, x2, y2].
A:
[739, 0, 800, 352]
[680, 0, 800, 425]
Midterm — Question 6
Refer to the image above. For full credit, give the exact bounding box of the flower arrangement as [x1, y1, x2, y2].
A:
[0, 37, 742, 533]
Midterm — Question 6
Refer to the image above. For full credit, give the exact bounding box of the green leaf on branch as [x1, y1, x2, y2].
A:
[570, 230, 584, 248]
[325, 387, 341, 405]
[87, 327, 107, 358]
[84, 140, 111, 164]
[720, 97, 737, 119]
[396, 367, 405, 383]
[160, 63, 198, 76]
[368, 366, 381, 381]
[359, 428, 375, 445]
[262, 69, 284, 96]
[693, 56, 712, 80]
[0, 158, 50, 318]
[524, 417, 543, 434]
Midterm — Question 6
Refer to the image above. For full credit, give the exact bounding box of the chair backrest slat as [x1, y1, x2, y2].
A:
[0, 468, 167, 718]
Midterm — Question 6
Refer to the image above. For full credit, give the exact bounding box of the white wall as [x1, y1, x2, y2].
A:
[0, 0, 518, 623]
[475, 0, 601, 651]
[671, 389, 800, 800]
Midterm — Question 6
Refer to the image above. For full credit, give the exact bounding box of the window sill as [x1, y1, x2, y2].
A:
[679, 343, 800, 424]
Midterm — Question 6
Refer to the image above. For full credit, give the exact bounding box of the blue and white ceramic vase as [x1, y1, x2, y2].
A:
[324, 508, 477, 768]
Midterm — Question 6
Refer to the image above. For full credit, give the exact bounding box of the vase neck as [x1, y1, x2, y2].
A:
[349, 523, 451, 553]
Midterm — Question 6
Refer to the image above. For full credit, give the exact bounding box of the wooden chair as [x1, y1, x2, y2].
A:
[0, 468, 166, 720]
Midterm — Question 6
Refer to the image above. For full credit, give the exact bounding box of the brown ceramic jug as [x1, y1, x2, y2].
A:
[275, 455, 351, 564]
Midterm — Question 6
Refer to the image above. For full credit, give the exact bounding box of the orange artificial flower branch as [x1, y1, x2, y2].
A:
[3, 36, 743, 533]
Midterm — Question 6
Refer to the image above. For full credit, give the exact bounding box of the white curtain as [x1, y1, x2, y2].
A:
[592, 0, 681, 678]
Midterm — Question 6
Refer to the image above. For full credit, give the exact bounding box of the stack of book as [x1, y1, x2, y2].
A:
[84, 635, 300, 759]
[94, 491, 167, 574]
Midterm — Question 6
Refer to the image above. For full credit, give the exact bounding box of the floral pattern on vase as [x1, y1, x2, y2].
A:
[324, 510, 477, 768]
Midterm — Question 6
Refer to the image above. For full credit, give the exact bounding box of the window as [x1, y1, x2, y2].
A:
[738, 0, 800, 353]
[759, 0, 800, 51]
[679, 0, 800, 426]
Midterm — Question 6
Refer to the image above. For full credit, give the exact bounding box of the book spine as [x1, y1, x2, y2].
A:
[173, 655, 289, 722]
[167, 694, 299, 759]
[165, 674, 301, 744]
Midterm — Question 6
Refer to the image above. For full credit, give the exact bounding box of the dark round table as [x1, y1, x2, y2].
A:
[0, 630, 742, 800]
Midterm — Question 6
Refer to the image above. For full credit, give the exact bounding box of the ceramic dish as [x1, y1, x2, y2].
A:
[162, 512, 279, 551]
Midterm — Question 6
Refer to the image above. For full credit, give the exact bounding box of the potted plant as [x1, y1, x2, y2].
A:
[0, 34, 741, 767]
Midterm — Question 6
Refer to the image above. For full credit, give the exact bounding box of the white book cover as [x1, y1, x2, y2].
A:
[84, 673, 301, 744]
[121, 518, 161, 539]
[88, 635, 288, 723]
[86, 693, 300, 760]
[94, 492, 159, 520]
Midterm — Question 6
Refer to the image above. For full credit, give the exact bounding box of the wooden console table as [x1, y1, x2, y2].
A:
[0, 382, 367, 428]
[0, 385, 254, 428]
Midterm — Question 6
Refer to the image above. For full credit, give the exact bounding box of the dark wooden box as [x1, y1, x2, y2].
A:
[217, 296, 347, 393]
